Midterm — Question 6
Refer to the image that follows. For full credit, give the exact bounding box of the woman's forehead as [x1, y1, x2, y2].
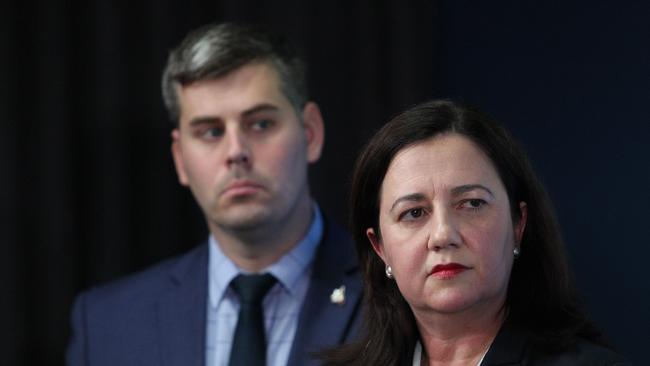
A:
[384, 134, 499, 186]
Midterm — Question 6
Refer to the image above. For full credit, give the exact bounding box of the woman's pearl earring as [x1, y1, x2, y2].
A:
[385, 265, 394, 279]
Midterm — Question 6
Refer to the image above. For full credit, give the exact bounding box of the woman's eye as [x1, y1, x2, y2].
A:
[461, 199, 486, 210]
[401, 208, 424, 221]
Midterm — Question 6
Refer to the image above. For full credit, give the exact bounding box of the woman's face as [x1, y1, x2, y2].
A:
[368, 133, 527, 317]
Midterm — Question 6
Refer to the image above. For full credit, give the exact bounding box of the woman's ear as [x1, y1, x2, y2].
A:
[515, 202, 528, 245]
[367, 228, 385, 262]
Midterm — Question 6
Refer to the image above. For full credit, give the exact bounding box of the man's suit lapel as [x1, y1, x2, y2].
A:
[287, 220, 363, 366]
[156, 244, 209, 366]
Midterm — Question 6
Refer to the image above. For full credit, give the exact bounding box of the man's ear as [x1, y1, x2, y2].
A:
[515, 201, 528, 245]
[367, 228, 386, 263]
[301, 102, 325, 163]
[171, 129, 189, 186]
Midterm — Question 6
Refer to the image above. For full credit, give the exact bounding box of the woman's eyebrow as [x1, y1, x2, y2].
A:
[451, 184, 494, 198]
[389, 193, 426, 213]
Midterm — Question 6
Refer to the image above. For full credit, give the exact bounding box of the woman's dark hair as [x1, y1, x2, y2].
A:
[322, 100, 606, 365]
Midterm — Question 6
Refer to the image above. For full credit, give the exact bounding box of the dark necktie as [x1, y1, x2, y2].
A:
[228, 273, 277, 366]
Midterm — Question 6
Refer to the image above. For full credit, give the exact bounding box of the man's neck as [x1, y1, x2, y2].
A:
[209, 198, 314, 272]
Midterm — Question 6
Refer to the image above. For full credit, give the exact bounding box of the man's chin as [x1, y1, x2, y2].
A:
[210, 207, 273, 231]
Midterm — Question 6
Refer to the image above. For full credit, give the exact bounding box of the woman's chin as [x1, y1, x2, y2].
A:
[414, 289, 479, 315]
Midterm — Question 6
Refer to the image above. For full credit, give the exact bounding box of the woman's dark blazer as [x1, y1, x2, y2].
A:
[481, 323, 626, 366]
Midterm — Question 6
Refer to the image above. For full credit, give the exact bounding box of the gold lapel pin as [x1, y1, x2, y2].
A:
[330, 285, 346, 305]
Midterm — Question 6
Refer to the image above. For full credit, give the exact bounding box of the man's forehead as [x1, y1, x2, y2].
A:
[183, 62, 280, 93]
[176, 63, 293, 121]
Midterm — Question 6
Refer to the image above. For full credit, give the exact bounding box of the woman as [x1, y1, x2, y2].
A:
[323, 100, 624, 365]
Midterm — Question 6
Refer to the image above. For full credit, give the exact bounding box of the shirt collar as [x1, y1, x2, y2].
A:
[208, 203, 324, 308]
[413, 340, 489, 366]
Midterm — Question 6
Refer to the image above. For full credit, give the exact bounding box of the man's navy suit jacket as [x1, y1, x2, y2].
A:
[67, 220, 362, 366]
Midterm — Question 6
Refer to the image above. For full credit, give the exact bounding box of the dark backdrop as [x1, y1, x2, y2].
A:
[2, 1, 647, 365]
[435, 2, 650, 364]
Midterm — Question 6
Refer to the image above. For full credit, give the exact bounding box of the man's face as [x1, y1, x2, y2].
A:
[171, 61, 323, 235]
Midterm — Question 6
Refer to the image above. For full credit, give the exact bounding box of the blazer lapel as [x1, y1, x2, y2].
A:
[481, 322, 529, 365]
[156, 244, 209, 366]
[287, 220, 363, 366]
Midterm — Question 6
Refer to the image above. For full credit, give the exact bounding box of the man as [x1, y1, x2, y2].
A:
[67, 22, 362, 366]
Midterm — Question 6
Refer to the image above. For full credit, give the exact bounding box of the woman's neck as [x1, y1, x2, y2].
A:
[414, 303, 504, 365]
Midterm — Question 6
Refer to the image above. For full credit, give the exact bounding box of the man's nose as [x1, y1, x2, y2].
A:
[225, 128, 252, 168]
[427, 207, 462, 251]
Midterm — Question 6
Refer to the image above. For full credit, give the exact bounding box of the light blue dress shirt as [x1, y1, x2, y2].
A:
[205, 204, 323, 366]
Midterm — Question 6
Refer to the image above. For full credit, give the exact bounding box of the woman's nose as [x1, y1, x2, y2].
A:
[427, 208, 462, 251]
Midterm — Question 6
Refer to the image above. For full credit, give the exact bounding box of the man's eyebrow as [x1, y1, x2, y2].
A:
[451, 184, 494, 197]
[187, 103, 279, 127]
[189, 116, 220, 127]
[242, 103, 279, 117]
[389, 193, 427, 213]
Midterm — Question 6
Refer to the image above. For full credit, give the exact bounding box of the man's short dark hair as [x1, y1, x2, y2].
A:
[161, 22, 308, 124]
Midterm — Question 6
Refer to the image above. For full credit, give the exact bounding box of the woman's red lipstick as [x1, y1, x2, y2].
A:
[430, 263, 469, 279]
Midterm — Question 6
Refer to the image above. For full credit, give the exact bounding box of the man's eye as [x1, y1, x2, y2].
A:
[400, 208, 424, 221]
[202, 127, 224, 138]
[251, 119, 273, 131]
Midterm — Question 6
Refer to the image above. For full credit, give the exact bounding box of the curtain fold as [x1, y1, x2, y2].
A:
[2, 2, 438, 364]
